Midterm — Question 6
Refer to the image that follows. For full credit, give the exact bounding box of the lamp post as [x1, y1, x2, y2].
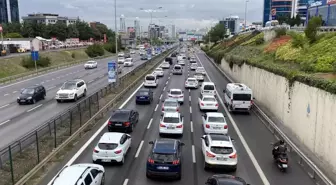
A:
[114, 0, 117, 54]
[140, 7, 163, 46]
[244, 0, 249, 30]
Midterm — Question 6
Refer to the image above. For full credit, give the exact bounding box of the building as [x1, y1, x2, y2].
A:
[134, 17, 140, 38]
[120, 14, 126, 32]
[263, 0, 294, 26]
[307, 0, 336, 26]
[0, 0, 19, 23]
[127, 27, 135, 38]
[22, 13, 77, 25]
[171, 25, 176, 38]
[294, 0, 309, 21]
[148, 24, 160, 39]
[219, 16, 240, 35]
[89, 21, 104, 28]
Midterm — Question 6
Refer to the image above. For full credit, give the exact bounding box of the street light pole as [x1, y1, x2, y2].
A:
[244, 0, 249, 30]
[114, 0, 117, 54]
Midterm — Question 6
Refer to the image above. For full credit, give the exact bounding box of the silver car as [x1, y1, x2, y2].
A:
[161, 98, 180, 112]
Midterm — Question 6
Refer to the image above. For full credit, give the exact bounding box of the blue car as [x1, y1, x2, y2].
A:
[135, 88, 153, 104]
[146, 139, 184, 180]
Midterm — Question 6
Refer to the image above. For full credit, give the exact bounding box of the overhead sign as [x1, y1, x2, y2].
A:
[309, 1, 322, 7]
[108, 62, 116, 83]
[327, 0, 336, 4]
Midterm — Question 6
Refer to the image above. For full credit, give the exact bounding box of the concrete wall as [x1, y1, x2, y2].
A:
[220, 59, 336, 173]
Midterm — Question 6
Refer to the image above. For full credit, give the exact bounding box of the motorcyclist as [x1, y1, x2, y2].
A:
[272, 140, 287, 159]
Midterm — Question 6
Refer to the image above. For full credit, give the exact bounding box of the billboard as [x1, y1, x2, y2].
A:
[108, 62, 116, 83]
[127, 27, 135, 32]
[327, 0, 336, 4]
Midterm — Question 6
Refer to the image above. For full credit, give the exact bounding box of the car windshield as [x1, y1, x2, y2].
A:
[112, 111, 130, 119]
[187, 79, 197, 83]
[87, 61, 95, 64]
[204, 85, 215, 90]
[203, 97, 216, 102]
[197, 68, 204, 71]
[21, 88, 34, 94]
[98, 143, 118, 150]
[152, 153, 175, 162]
[146, 76, 155, 80]
[163, 117, 180, 123]
[155, 68, 162, 71]
[138, 91, 149, 96]
[174, 66, 181, 69]
[208, 117, 225, 122]
[118, 57, 124, 60]
[210, 146, 233, 154]
[233, 94, 252, 101]
[164, 101, 178, 107]
[195, 73, 202, 76]
[61, 82, 76, 90]
[170, 90, 182, 95]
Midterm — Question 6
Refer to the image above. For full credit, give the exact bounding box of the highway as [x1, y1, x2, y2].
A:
[0, 54, 148, 149]
[51, 48, 317, 185]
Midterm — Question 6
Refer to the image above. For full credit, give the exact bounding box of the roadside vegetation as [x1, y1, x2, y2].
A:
[202, 16, 336, 94]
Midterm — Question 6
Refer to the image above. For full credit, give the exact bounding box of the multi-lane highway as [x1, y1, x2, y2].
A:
[50, 48, 317, 185]
[0, 54, 148, 149]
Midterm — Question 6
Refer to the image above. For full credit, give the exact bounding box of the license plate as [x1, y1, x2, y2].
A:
[213, 127, 221, 129]
[115, 124, 122, 126]
[206, 104, 212, 106]
[157, 166, 169, 170]
[20, 100, 26, 102]
[167, 127, 175, 129]
[282, 164, 288, 168]
[102, 159, 111, 162]
[217, 157, 227, 161]
[140, 97, 145, 99]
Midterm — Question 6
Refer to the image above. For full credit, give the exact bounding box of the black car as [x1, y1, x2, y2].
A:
[17, 85, 46, 104]
[205, 174, 250, 185]
[135, 88, 153, 104]
[124, 53, 131, 58]
[108, 109, 139, 132]
[171, 53, 176, 57]
[165, 57, 173, 65]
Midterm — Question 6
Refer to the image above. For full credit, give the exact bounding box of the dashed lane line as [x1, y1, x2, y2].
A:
[192, 145, 196, 163]
[26, 104, 43, 112]
[147, 118, 153, 129]
[0, 104, 10, 109]
[135, 140, 144, 158]
[190, 121, 194, 133]
[154, 104, 159, 111]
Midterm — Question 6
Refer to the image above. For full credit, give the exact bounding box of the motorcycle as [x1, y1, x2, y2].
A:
[270, 143, 289, 172]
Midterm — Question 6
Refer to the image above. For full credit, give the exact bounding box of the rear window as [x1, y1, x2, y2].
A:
[163, 117, 180, 123]
[182, 57, 186, 59]
[187, 79, 197, 82]
[204, 85, 215, 90]
[98, 143, 118, 150]
[208, 117, 225, 122]
[233, 94, 251, 101]
[146, 76, 155, 80]
[118, 57, 124, 60]
[152, 153, 175, 162]
[203, 97, 216, 102]
[138, 91, 149, 96]
[164, 101, 178, 107]
[155, 68, 162, 71]
[112, 111, 130, 119]
[170, 90, 182, 95]
[211, 146, 233, 154]
[174, 66, 181, 69]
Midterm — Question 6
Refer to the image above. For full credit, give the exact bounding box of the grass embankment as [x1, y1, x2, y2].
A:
[203, 30, 336, 94]
[0, 48, 112, 79]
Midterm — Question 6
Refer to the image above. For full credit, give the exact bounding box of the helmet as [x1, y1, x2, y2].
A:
[279, 140, 285, 145]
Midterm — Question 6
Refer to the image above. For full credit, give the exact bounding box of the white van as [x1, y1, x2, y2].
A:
[201, 82, 216, 96]
[223, 83, 253, 113]
[144, 74, 158, 87]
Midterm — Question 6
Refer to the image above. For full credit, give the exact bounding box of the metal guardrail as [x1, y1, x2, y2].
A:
[202, 52, 334, 185]
[0, 53, 114, 85]
[238, 25, 336, 35]
[0, 47, 176, 185]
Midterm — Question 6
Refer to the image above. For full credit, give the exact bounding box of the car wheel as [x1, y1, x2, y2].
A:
[56, 100, 61, 103]
[100, 173, 105, 185]
[42, 94, 46, 100]
[204, 161, 209, 170]
[128, 124, 134, 133]
[146, 172, 151, 179]
[177, 172, 182, 180]
[83, 89, 87, 97]
[231, 165, 237, 172]
[74, 95, 78, 102]
[32, 98, 36, 104]
[120, 155, 125, 165]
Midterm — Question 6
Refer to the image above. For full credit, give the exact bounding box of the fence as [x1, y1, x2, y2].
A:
[202, 52, 334, 185]
[0, 47, 175, 185]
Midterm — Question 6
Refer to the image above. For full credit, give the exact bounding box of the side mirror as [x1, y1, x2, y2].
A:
[180, 142, 185, 146]
[126, 134, 131, 139]
[253, 97, 256, 100]
[223, 89, 226, 93]
[149, 141, 154, 144]
[201, 136, 205, 140]
[202, 114, 206, 117]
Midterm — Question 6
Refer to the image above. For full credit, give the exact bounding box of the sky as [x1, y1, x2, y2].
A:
[19, 0, 263, 31]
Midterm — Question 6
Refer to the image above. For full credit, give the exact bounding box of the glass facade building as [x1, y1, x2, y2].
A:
[9, 0, 19, 22]
[0, 0, 19, 23]
[307, 0, 336, 26]
[0, 0, 8, 23]
[263, 0, 293, 26]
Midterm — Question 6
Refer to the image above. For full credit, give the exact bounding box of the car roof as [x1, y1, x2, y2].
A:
[153, 139, 178, 154]
[138, 88, 150, 92]
[155, 67, 163, 70]
[164, 98, 178, 103]
[187, 78, 197, 80]
[202, 82, 214, 85]
[163, 112, 180, 117]
[206, 112, 224, 117]
[174, 64, 181, 67]
[146, 74, 155, 77]
[170, 89, 182, 92]
[208, 134, 232, 147]
[114, 109, 132, 114]
[213, 174, 247, 184]
[99, 132, 123, 143]
[52, 164, 94, 185]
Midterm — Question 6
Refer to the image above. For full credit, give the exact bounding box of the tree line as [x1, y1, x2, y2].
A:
[203, 23, 227, 43]
[1, 20, 116, 41]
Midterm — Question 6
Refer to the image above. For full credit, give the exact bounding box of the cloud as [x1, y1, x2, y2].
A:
[20, 0, 263, 30]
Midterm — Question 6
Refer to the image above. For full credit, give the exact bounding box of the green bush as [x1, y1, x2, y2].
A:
[275, 28, 287, 38]
[71, 52, 76, 58]
[288, 31, 307, 48]
[21, 56, 51, 69]
[85, 44, 105, 58]
[304, 16, 322, 43]
[255, 37, 264, 45]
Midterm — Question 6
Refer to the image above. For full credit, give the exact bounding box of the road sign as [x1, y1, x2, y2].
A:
[108, 62, 116, 83]
[31, 51, 39, 61]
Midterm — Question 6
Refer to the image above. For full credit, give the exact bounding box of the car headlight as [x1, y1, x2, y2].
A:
[69, 93, 75, 96]
[17, 97, 20, 99]
[27, 97, 32, 99]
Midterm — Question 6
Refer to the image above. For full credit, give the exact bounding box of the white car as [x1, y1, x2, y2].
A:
[194, 72, 204, 81]
[196, 67, 206, 75]
[118, 57, 125, 64]
[190, 57, 197, 63]
[161, 62, 170, 69]
[190, 63, 198, 70]
[92, 132, 131, 164]
[162, 98, 180, 112]
[118, 52, 125, 57]
[144, 74, 158, 87]
[198, 94, 219, 111]
[124, 58, 133, 67]
[130, 50, 136, 54]
[178, 59, 185, 66]
[159, 112, 184, 136]
[50, 163, 105, 185]
[202, 112, 228, 134]
[56, 79, 87, 102]
[84, 61, 97, 69]
[201, 133, 237, 171]
[153, 68, 164, 77]
[167, 89, 184, 104]
[185, 78, 198, 89]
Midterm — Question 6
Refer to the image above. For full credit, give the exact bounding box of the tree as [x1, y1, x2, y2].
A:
[304, 16, 322, 43]
[4, 32, 23, 38]
[295, 14, 302, 26]
[208, 23, 226, 43]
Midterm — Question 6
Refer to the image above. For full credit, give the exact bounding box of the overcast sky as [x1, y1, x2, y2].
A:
[19, 0, 263, 31]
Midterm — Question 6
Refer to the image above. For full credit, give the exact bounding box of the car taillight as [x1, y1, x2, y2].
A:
[176, 124, 183, 128]
[160, 123, 166, 127]
[215, 103, 218, 106]
[206, 151, 216, 158]
[224, 125, 228, 129]
[114, 149, 122, 154]
[229, 153, 237, 159]
[279, 158, 287, 163]
[148, 158, 154, 164]
[176, 107, 179, 111]
[201, 103, 204, 106]
[108, 121, 112, 125]
[93, 149, 99, 153]
[172, 160, 180, 165]
[124, 122, 130, 126]
[205, 124, 210, 128]
[162, 106, 164, 111]
[179, 95, 183, 98]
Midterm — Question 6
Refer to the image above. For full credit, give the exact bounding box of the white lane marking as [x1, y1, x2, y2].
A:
[190, 106, 192, 113]
[4, 94, 9, 96]
[189, 96, 191, 102]
[135, 140, 144, 158]
[0, 119, 10, 126]
[188, 89, 190, 93]
[154, 104, 159, 111]
[41, 81, 45, 84]
[163, 87, 166, 91]
[147, 118, 153, 129]
[190, 121, 194, 133]
[168, 76, 170, 80]
[195, 54, 270, 185]
[12, 91, 17, 93]
[0, 104, 10, 109]
[27, 104, 43, 112]
[88, 80, 94, 83]
[123, 179, 129, 185]
[191, 145, 196, 163]
[165, 81, 168, 85]
[159, 94, 162, 99]
[46, 86, 56, 90]
[188, 73, 189, 76]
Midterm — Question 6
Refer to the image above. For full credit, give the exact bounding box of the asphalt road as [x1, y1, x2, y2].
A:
[56, 49, 317, 185]
[0, 54, 149, 149]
